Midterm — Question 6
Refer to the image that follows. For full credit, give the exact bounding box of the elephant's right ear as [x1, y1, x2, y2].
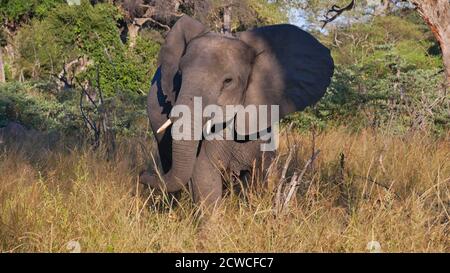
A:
[235, 24, 334, 136]
[158, 15, 209, 103]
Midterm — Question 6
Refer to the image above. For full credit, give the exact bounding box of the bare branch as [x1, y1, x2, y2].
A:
[95, 66, 104, 105]
[321, 0, 356, 28]
[281, 150, 321, 214]
[76, 77, 98, 109]
[78, 83, 98, 138]
[275, 146, 296, 213]
[134, 17, 171, 31]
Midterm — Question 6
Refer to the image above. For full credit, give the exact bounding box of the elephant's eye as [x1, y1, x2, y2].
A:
[223, 78, 233, 89]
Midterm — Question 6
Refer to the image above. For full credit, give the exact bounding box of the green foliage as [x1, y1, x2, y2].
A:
[286, 61, 447, 136]
[42, 1, 126, 95]
[327, 16, 442, 72]
[1, 1, 34, 22]
[245, 0, 288, 25]
[285, 14, 447, 136]
[14, 19, 66, 79]
[0, 0, 64, 22]
[0, 81, 149, 137]
[14, 0, 161, 96]
[0, 82, 82, 132]
[0, 28, 6, 47]
[192, 0, 288, 32]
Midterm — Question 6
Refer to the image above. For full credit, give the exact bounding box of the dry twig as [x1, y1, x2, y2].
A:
[275, 145, 296, 211]
[281, 150, 321, 214]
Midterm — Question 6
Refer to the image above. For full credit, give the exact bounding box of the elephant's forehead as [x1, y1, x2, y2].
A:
[185, 35, 250, 64]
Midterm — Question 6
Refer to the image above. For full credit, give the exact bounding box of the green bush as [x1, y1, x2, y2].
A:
[327, 15, 442, 73]
[284, 65, 447, 136]
[0, 82, 82, 133]
[284, 14, 447, 136]
[13, 0, 161, 97]
[0, 81, 151, 137]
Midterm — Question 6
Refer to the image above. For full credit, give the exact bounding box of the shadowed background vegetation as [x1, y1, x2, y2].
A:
[0, 0, 448, 252]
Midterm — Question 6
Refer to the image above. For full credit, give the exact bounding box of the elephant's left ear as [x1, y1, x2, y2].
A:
[236, 24, 334, 135]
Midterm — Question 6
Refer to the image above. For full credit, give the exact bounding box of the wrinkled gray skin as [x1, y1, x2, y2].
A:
[140, 16, 334, 209]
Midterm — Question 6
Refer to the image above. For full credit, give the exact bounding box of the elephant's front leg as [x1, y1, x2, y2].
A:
[191, 147, 223, 211]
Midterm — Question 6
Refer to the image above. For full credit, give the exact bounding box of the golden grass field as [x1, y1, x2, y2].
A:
[0, 127, 448, 252]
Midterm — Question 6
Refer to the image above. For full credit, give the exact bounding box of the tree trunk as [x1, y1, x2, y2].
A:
[0, 48, 5, 83]
[128, 23, 140, 48]
[442, 38, 450, 87]
[223, 6, 232, 35]
[412, 0, 450, 87]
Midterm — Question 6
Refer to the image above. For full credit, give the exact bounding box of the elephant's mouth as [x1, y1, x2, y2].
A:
[156, 117, 216, 137]
[156, 111, 241, 142]
[156, 119, 238, 140]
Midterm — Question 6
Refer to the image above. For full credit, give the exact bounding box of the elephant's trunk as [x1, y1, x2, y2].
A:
[141, 97, 201, 192]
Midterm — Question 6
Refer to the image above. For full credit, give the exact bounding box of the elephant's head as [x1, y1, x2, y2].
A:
[140, 15, 334, 192]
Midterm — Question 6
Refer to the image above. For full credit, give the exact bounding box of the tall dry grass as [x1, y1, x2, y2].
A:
[0, 128, 448, 252]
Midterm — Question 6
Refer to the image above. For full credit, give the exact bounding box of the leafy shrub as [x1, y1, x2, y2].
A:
[0, 0, 65, 22]
[0, 82, 82, 133]
[0, 80, 150, 138]
[13, 0, 161, 97]
[284, 65, 447, 136]
[327, 15, 442, 73]
[284, 14, 447, 136]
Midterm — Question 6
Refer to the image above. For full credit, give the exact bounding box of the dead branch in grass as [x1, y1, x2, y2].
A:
[275, 149, 321, 215]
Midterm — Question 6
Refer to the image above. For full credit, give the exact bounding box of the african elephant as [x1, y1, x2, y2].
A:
[140, 15, 334, 209]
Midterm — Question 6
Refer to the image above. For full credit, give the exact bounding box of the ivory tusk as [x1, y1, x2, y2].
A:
[156, 119, 173, 134]
[205, 119, 212, 135]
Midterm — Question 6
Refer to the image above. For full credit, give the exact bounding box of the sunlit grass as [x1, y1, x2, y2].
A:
[0, 127, 448, 252]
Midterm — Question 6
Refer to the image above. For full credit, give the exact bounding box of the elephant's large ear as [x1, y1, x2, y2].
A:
[158, 15, 209, 102]
[235, 25, 334, 136]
